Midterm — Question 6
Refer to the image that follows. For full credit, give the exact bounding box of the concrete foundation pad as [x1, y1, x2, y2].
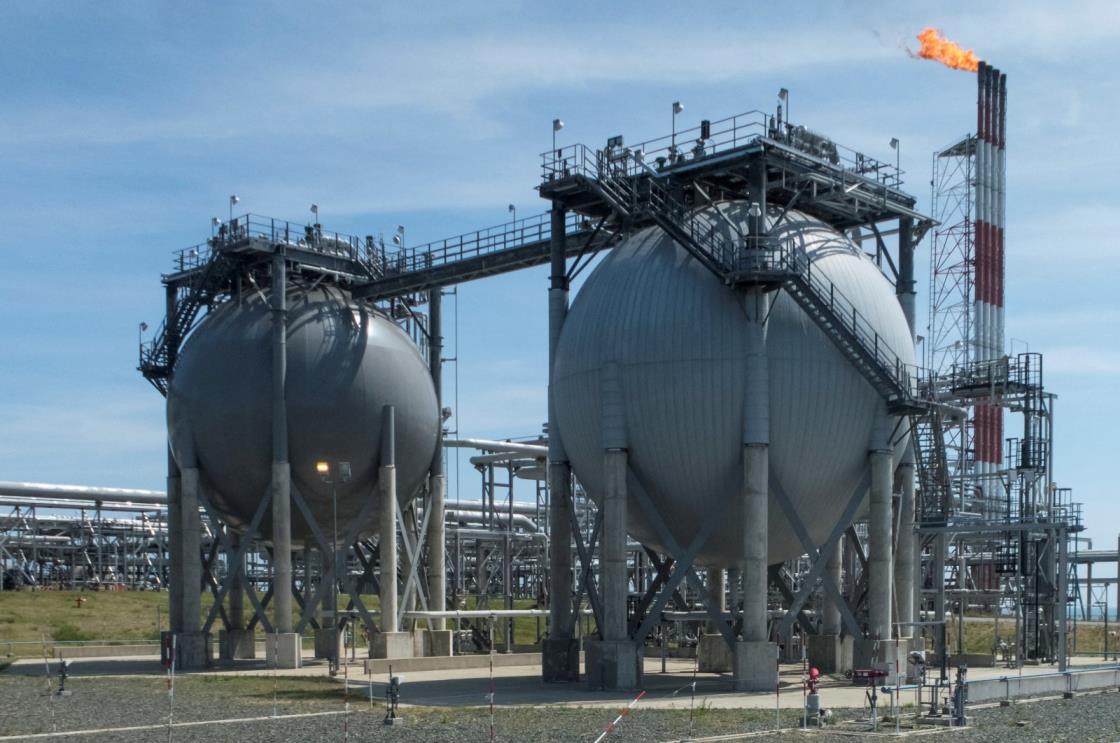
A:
[807, 634, 851, 674]
[426, 630, 453, 657]
[371, 631, 414, 660]
[697, 634, 733, 673]
[585, 639, 641, 691]
[219, 629, 256, 660]
[733, 641, 777, 691]
[173, 631, 211, 670]
[542, 637, 580, 683]
[266, 632, 303, 669]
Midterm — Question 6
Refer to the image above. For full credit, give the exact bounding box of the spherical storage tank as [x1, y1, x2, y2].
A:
[553, 202, 914, 567]
[167, 285, 439, 542]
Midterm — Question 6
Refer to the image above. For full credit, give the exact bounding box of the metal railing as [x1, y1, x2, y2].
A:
[185, 213, 383, 277]
[377, 210, 590, 278]
[541, 109, 904, 189]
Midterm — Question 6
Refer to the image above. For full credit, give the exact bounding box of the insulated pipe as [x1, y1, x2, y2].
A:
[427, 287, 447, 631]
[0, 482, 166, 504]
[547, 204, 575, 642]
[379, 406, 398, 634]
[445, 439, 548, 457]
[0, 496, 167, 512]
[445, 509, 541, 534]
[270, 249, 294, 635]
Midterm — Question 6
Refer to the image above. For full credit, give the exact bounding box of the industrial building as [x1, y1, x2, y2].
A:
[2, 61, 1111, 699]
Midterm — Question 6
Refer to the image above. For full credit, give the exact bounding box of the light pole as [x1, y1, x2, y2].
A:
[552, 118, 564, 154]
[229, 194, 239, 224]
[316, 459, 351, 672]
[890, 138, 900, 181]
[138, 321, 148, 351]
[310, 203, 319, 225]
[671, 101, 684, 155]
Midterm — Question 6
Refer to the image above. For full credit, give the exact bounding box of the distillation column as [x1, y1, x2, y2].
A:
[543, 204, 580, 682]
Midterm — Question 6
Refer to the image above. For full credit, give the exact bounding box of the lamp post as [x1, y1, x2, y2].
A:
[890, 138, 900, 181]
[552, 118, 564, 154]
[229, 194, 239, 224]
[671, 101, 684, 155]
[316, 459, 351, 672]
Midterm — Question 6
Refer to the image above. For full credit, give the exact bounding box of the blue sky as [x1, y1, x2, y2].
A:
[1, 2, 1117, 583]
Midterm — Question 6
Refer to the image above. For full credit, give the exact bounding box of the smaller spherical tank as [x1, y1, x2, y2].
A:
[167, 285, 438, 543]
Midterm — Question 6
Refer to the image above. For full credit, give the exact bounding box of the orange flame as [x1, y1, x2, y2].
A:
[912, 27, 980, 72]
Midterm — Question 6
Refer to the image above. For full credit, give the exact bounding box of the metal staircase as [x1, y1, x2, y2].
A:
[911, 406, 954, 525]
[590, 151, 924, 414]
[139, 250, 238, 396]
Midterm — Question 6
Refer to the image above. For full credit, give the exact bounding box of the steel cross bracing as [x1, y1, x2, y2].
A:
[540, 139, 931, 415]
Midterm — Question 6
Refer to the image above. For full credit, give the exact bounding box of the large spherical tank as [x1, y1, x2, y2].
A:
[167, 285, 438, 543]
[553, 203, 914, 567]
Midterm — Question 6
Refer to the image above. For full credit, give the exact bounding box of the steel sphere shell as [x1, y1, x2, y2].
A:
[552, 204, 914, 566]
[167, 286, 438, 542]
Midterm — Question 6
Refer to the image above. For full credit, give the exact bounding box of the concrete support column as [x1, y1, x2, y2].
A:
[601, 449, 628, 642]
[734, 286, 777, 691]
[380, 407, 398, 634]
[868, 421, 894, 641]
[823, 536, 843, 636]
[544, 203, 579, 682]
[266, 250, 300, 668]
[173, 465, 210, 668]
[808, 534, 848, 674]
[1058, 526, 1068, 671]
[373, 406, 410, 659]
[426, 287, 447, 634]
[706, 568, 726, 632]
[270, 250, 293, 633]
[228, 533, 244, 630]
[895, 462, 916, 633]
[166, 449, 183, 635]
[180, 467, 202, 633]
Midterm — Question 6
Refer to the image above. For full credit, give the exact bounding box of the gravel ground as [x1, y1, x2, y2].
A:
[2, 673, 1120, 741]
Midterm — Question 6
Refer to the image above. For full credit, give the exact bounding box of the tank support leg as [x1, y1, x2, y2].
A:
[859, 410, 898, 672]
[427, 288, 447, 635]
[735, 286, 778, 691]
[586, 363, 641, 690]
[373, 406, 410, 659]
[267, 248, 300, 669]
[544, 202, 580, 682]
